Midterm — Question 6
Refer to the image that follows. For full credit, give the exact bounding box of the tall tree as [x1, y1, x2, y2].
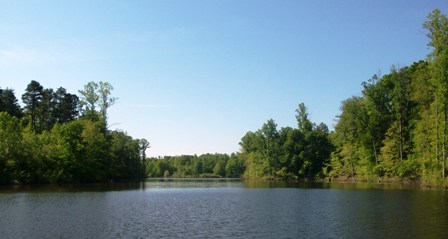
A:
[22, 80, 44, 131]
[0, 88, 22, 118]
[411, 61, 435, 172]
[39, 88, 56, 132]
[98, 81, 117, 120]
[79, 81, 99, 113]
[53, 87, 80, 124]
[296, 103, 313, 134]
[362, 74, 393, 166]
[424, 8, 448, 178]
[79, 81, 117, 121]
[330, 96, 368, 178]
[260, 119, 280, 176]
[384, 65, 414, 162]
[139, 138, 150, 161]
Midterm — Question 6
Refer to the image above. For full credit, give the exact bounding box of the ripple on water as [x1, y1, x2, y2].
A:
[1, 181, 448, 238]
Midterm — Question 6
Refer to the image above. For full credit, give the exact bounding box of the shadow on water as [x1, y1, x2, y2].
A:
[243, 179, 426, 191]
[0, 181, 146, 193]
[243, 180, 323, 188]
[0, 178, 439, 193]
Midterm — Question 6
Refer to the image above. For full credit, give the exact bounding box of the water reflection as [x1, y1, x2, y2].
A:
[0, 178, 438, 193]
[0, 182, 146, 193]
[143, 178, 242, 189]
[0, 178, 244, 193]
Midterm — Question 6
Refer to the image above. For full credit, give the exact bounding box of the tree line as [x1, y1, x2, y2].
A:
[0, 81, 148, 184]
[146, 153, 245, 178]
[238, 103, 332, 179]
[144, 103, 331, 180]
[326, 9, 448, 184]
[2, 9, 447, 185]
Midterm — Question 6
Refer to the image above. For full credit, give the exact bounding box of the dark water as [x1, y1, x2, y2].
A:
[1, 179, 448, 239]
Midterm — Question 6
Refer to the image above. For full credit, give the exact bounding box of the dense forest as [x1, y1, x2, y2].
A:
[0, 81, 148, 184]
[1, 9, 448, 185]
[326, 9, 448, 185]
[146, 153, 244, 178]
[145, 103, 331, 180]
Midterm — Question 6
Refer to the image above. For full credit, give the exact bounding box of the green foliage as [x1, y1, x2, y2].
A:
[0, 113, 22, 183]
[0, 88, 22, 118]
[0, 81, 146, 184]
[239, 104, 333, 180]
[296, 103, 313, 133]
[225, 153, 245, 178]
[138, 139, 150, 160]
[145, 153, 240, 178]
[53, 87, 80, 124]
[22, 80, 44, 132]
[109, 130, 143, 180]
[78, 81, 99, 112]
[21, 81, 80, 133]
[327, 9, 448, 183]
[79, 81, 117, 120]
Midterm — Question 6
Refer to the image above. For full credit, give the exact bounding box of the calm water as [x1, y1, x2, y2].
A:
[1, 179, 448, 239]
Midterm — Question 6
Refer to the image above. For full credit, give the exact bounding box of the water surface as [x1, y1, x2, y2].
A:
[1, 179, 447, 238]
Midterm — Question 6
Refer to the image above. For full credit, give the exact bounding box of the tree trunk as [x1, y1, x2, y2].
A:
[350, 158, 355, 178]
[443, 108, 447, 178]
[350, 145, 356, 178]
[399, 116, 404, 161]
[436, 103, 439, 167]
[372, 140, 378, 165]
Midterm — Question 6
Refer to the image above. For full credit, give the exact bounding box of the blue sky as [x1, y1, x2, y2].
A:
[1, 1, 447, 156]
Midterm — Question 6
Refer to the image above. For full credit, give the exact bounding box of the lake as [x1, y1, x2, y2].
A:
[1, 179, 447, 239]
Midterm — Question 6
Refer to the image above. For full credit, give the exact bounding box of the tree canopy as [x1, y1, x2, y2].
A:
[327, 9, 448, 185]
[0, 81, 147, 184]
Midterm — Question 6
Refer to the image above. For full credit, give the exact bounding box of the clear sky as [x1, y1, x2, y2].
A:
[1, 1, 447, 157]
